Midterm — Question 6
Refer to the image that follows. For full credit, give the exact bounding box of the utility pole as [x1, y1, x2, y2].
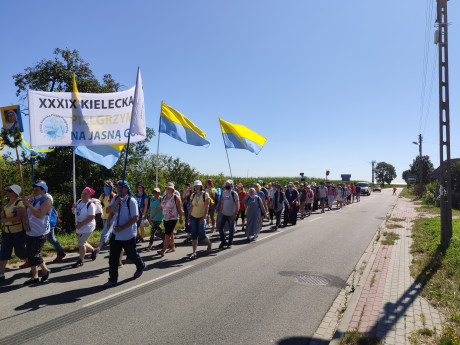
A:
[436, 0, 452, 244]
[371, 160, 376, 185]
[412, 134, 423, 195]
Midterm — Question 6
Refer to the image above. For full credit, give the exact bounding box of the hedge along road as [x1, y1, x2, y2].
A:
[0, 189, 397, 345]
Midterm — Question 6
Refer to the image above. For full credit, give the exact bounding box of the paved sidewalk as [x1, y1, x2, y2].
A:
[312, 195, 445, 345]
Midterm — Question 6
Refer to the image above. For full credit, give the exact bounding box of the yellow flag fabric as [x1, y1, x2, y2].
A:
[161, 102, 207, 139]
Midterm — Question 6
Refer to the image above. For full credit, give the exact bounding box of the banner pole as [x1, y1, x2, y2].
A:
[15, 147, 25, 198]
[117, 67, 140, 224]
[31, 157, 35, 184]
[73, 148, 77, 225]
[156, 102, 162, 188]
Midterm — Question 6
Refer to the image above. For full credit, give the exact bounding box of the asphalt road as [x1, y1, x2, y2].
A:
[0, 189, 398, 345]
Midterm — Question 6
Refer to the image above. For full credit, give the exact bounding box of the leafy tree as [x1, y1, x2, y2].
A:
[402, 155, 434, 184]
[375, 162, 396, 187]
[12, 48, 153, 233]
[13, 48, 120, 100]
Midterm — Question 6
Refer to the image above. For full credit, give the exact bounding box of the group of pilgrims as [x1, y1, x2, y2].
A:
[0, 178, 364, 287]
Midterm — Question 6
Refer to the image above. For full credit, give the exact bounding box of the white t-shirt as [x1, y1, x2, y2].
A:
[75, 200, 96, 234]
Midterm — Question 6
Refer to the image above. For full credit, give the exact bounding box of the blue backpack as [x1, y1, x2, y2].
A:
[33, 197, 59, 228]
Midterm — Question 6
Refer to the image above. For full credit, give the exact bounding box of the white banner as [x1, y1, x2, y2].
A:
[28, 86, 146, 146]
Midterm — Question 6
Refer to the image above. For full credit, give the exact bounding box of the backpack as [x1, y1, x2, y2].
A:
[50, 207, 59, 227]
[191, 192, 206, 204]
[32, 196, 56, 227]
[77, 198, 103, 222]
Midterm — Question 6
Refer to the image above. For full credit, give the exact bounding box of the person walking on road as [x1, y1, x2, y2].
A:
[216, 180, 239, 249]
[151, 182, 183, 257]
[241, 188, 266, 242]
[327, 184, 335, 210]
[104, 180, 145, 288]
[186, 180, 212, 259]
[271, 183, 287, 230]
[236, 183, 247, 232]
[71, 187, 97, 267]
[135, 183, 149, 243]
[355, 184, 361, 202]
[22, 182, 52, 285]
[392, 186, 397, 195]
[148, 188, 163, 250]
[284, 182, 298, 226]
[306, 185, 314, 216]
[0, 185, 27, 282]
[318, 182, 327, 213]
[336, 184, 343, 209]
[34, 180, 66, 263]
[205, 179, 218, 233]
[95, 181, 116, 255]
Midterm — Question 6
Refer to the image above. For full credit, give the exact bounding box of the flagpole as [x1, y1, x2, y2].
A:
[73, 148, 77, 225]
[31, 157, 35, 184]
[117, 67, 140, 224]
[155, 102, 162, 188]
[219, 119, 233, 178]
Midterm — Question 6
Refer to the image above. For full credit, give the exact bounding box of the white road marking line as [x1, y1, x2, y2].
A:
[308, 217, 321, 222]
[257, 231, 282, 241]
[83, 265, 193, 308]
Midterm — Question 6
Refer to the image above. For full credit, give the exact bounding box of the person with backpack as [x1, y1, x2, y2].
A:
[186, 180, 212, 259]
[241, 188, 266, 242]
[94, 181, 116, 255]
[151, 182, 183, 257]
[0, 185, 28, 283]
[104, 180, 145, 288]
[205, 179, 218, 233]
[135, 182, 149, 243]
[21, 182, 52, 285]
[71, 187, 97, 267]
[216, 179, 239, 249]
[29, 180, 66, 264]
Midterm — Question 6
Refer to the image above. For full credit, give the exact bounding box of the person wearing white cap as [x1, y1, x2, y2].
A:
[22, 182, 52, 285]
[151, 182, 183, 257]
[186, 180, 212, 259]
[0, 185, 28, 283]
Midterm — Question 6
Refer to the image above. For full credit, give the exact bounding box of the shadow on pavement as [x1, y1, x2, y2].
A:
[15, 285, 105, 312]
[366, 243, 446, 339]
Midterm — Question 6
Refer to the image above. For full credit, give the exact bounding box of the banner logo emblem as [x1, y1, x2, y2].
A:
[40, 114, 68, 141]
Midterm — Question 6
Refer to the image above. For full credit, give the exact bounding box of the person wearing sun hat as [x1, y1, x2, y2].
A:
[103, 180, 145, 288]
[0, 185, 28, 283]
[21, 182, 52, 285]
[151, 182, 183, 257]
[186, 180, 212, 259]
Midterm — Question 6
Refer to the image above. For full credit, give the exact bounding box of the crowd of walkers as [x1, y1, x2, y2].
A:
[0, 178, 371, 287]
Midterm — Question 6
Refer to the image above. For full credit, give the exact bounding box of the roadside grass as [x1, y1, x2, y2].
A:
[410, 217, 460, 340]
[339, 330, 382, 345]
[382, 231, 400, 245]
[390, 218, 405, 222]
[386, 223, 404, 229]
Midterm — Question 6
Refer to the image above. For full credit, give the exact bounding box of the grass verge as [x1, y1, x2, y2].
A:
[381, 231, 400, 245]
[410, 217, 460, 340]
[339, 330, 383, 345]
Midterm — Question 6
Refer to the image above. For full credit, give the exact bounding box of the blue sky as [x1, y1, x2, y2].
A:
[1, 0, 459, 183]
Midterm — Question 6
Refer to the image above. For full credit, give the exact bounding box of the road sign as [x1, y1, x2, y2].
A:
[341, 174, 351, 181]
